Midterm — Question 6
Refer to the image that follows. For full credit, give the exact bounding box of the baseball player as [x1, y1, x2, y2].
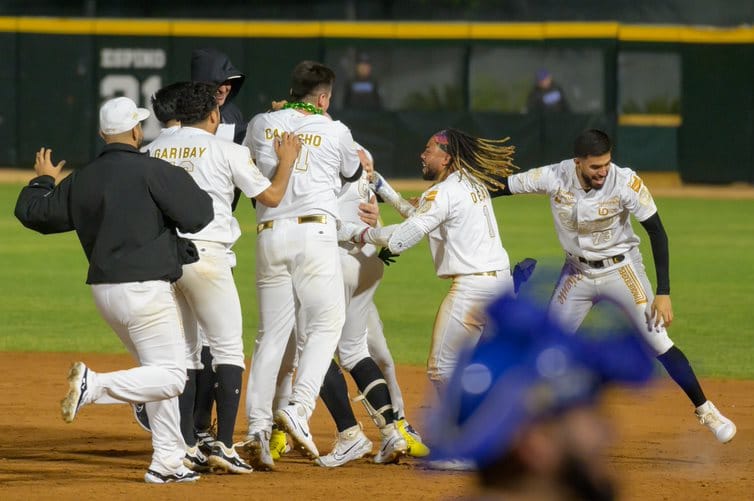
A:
[341, 128, 518, 394]
[191, 49, 250, 444]
[14, 97, 214, 483]
[493, 128, 736, 443]
[240, 60, 362, 467]
[144, 81, 301, 474]
[313, 148, 408, 468]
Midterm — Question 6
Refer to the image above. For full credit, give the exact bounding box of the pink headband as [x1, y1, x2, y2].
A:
[433, 130, 449, 151]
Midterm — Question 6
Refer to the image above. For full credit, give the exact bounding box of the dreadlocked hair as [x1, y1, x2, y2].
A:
[441, 128, 518, 190]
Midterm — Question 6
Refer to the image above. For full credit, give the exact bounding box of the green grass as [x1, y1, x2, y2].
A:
[2, 183, 753, 377]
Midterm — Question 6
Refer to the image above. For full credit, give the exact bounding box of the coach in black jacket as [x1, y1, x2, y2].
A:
[14, 96, 214, 484]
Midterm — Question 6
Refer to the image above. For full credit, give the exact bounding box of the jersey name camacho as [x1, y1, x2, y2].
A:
[264, 128, 322, 147]
[244, 108, 360, 222]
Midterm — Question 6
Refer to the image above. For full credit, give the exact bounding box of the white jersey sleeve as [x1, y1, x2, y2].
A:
[406, 185, 449, 235]
[226, 144, 271, 199]
[335, 122, 361, 179]
[507, 165, 559, 195]
[620, 170, 658, 222]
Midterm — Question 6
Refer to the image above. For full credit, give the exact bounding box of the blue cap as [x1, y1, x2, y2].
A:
[427, 295, 655, 468]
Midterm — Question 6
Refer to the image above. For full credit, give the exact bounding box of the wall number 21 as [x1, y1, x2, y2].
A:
[99, 74, 162, 140]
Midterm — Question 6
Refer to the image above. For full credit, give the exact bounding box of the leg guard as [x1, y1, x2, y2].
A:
[350, 357, 395, 429]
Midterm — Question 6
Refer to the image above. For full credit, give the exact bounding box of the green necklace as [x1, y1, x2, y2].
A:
[283, 101, 324, 115]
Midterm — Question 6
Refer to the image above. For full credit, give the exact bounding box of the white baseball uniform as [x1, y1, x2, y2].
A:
[243, 108, 360, 434]
[336, 171, 385, 371]
[368, 170, 515, 390]
[507, 159, 674, 354]
[145, 126, 271, 371]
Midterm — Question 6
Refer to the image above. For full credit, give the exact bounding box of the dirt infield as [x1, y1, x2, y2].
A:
[0, 352, 750, 500]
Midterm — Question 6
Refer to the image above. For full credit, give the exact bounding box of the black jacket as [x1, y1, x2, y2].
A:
[191, 48, 247, 144]
[15, 143, 214, 284]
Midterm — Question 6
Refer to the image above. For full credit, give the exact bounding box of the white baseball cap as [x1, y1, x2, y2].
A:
[99, 97, 150, 135]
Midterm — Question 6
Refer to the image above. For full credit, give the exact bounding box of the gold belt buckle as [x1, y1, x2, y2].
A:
[256, 221, 274, 234]
[298, 215, 327, 225]
[472, 271, 497, 277]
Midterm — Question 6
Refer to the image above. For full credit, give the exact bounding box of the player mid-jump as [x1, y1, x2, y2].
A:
[493, 128, 736, 443]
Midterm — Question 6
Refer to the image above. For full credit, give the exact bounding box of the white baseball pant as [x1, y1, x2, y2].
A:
[428, 271, 514, 393]
[89, 280, 187, 475]
[365, 301, 406, 419]
[246, 216, 345, 433]
[548, 247, 674, 355]
[175, 240, 245, 370]
[337, 245, 383, 370]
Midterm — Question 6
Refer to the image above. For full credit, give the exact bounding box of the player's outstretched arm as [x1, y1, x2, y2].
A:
[340, 218, 427, 256]
[370, 171, 416, 218]
[255, 132, 301, 207]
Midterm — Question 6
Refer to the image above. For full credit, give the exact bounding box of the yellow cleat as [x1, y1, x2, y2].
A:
[397, 419, 430, 458]
[269, 426, 291, 460]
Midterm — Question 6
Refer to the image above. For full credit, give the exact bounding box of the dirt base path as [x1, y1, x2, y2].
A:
[0, 352, 751, 500]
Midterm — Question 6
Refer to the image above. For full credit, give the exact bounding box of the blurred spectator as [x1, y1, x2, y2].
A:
[525, 68, 569, 113]
[344, 52, 382, 110]
[427, 294, 655, 499]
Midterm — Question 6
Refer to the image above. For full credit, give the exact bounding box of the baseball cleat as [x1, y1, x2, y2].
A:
[61, 361, 89, 423]
[373, 422, 408, 464]
[132, 403, 151, 433]
[315, 424, 373, 468]
[269, 425, 291, 460]
[195, 429, 216, 456]
[208, 441, 253, 474]
[695, 401, 737, 443]
[241, 430, 275, 471]
[274, 403, 319, 459]
[397, 419, 430, 458]
[184, 445, 211, 472]
[144, 467, 200, 484]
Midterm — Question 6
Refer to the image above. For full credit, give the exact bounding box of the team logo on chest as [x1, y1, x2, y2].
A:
[553, 189, 575, 205]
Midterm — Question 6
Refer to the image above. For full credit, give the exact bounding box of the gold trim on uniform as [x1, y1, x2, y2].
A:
[424, 190, 438, 201]
[555, 269, 584, 304]
[629, 175, 643, 193]
[618, 265, 648, 305]
[257, 215, 327, 234]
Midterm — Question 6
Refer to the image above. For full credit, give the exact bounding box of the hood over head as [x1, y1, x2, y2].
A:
[190, 48, 245, 104]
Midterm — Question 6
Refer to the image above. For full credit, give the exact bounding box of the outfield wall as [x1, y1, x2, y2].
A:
[0, 18, 752, 183]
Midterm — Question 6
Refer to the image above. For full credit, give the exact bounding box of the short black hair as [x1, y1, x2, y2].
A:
[574, 129, 612, 158]
[174, 82, 218, 126]
[151, 82, 190, 124]
[289, 60, 335, 101]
